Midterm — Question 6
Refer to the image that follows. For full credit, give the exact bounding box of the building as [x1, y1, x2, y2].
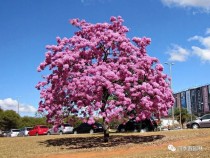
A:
[173, 84, 210, 117]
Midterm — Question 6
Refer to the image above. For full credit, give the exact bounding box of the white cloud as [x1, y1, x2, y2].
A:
[167, 29, 210, 62]
[189, 35, 210, 48]
[167, 44, 190, 62]
[0, 98, 37, 114]
[161, 0, 210, 12]
[188, 34, 210, 61]
[191, 46, 210, 61]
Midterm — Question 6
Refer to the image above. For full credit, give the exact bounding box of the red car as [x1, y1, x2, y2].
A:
[28, 125, 49, 136]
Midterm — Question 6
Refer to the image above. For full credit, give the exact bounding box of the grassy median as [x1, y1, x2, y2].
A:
[1, 129, 210, 158]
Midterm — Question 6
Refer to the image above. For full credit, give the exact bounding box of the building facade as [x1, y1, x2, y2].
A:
[173, 84, 210, 117]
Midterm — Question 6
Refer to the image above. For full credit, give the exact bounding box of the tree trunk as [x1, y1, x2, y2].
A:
[101, 87, 110, 142]
[104, 129, 109, 142]
[103, 120, 109, 142]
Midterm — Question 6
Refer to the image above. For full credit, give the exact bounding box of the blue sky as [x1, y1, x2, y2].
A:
[0, 0, 210, 116]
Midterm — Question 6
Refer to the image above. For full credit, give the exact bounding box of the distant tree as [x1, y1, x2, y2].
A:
[66, 115, 82, 127]
[36, 16, 174, 142]
[174, 107, 193, 128]
[34, 117, 48, 126]
[0, 110, 20, 130]
[109, 118, 123, 129]
[18, 116, 48, 128]
[18, 116, 33, 128]
[0, 107, 3, 113]
[0, 108, 3, 130]
[35, 111, 47, 118]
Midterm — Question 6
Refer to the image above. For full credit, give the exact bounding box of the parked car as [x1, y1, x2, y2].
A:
[159, 119, 180, 130]
[47, 123, 74, 135]
[186, 114, 210, 129]
[28, 125, 49, 136]
[73, 122, 104, 134]
[0, 130, 9, 137]
[117, 118, 157, 132]
[7, 129, 20, 137]
[18, 127, 33, 137]
[0, 130, 4, 137]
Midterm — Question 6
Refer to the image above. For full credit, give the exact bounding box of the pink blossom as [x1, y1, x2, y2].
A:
[63, 64, 69, 69]
[37, 67, 42, 72]
[155, 64, 164, 71]
[87, 117, 95, 124]
[36, 16, 174, 126]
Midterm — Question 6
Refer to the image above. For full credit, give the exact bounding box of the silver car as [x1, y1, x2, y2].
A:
[7, 129, 20, 137]
[18, 127, 33, 136]
[186, 114, 210, 129]
[47, 123, 73, 135]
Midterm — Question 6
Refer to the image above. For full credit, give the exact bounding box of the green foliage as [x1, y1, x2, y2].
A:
[0, 109, 48, 130]
[0, 108, 3, 113]
[18, 116, 47, 128]
[108, 118, 122, 129]
[66, 115, 83, 127]
[0, 110, 20, 130]
[95, 117, 122, 129]
[174, 107, 195, 128]
[65, 115, 122, 129]
[18, 116, 32, 128]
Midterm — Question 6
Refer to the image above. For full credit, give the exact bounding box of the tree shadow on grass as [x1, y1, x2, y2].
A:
[39, 134, 165, 149]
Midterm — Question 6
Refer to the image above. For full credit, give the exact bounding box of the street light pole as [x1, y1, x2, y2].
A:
[18, 100, 19, 115]
[165, 62, 175, 129]
[16, 96, 21, 115]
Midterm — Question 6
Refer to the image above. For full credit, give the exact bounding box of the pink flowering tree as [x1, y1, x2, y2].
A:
[36, 16, 174, 142]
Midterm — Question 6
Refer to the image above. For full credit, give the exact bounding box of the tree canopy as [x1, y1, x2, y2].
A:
[36, 16, 174, 127]
[174, 107, 195, 128]
[0, 108, 47, 130]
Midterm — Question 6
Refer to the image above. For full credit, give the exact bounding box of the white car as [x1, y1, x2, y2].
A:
[18, 127, 33, 136]
[7, 129, 20, 137]
[47, 123, 74, 135]
[159, 119, 180, 130]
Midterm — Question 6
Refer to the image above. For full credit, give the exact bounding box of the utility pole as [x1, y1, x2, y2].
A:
[16, 96, 21, 115]
[165, 62, 175, 129]
[18, 100, 19, 115]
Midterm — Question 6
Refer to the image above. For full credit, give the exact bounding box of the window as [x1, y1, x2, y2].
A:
[64, 124, 70, 127]
[202, 114, 210, 120]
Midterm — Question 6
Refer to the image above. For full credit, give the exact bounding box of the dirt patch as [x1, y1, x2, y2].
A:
[38, 129, 210, 158]
[39, 135, 165, 149]
[40, 135, 210, 158]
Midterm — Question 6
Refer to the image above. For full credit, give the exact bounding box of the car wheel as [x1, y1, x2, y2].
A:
[47, 132, 51, 135]
[73, 130, 77, 134]
[59, 131, 63, 135]
[154, 127, 158, 131]
[121, 128, 125, 132]
[89, 129, 94, 134]
[192, 124, 199, 129]
[36, 133, 39, 136]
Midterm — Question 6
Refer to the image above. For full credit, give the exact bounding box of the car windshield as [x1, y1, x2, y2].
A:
[94, 123, 102, 127]
[12, 129, 20, 132]
[26, 127, 32, 130]
[63, 124, 71, 127]
[201, 115, 210, 120]
[40, 126, 48, 128]
[79, 123, 88, 127]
